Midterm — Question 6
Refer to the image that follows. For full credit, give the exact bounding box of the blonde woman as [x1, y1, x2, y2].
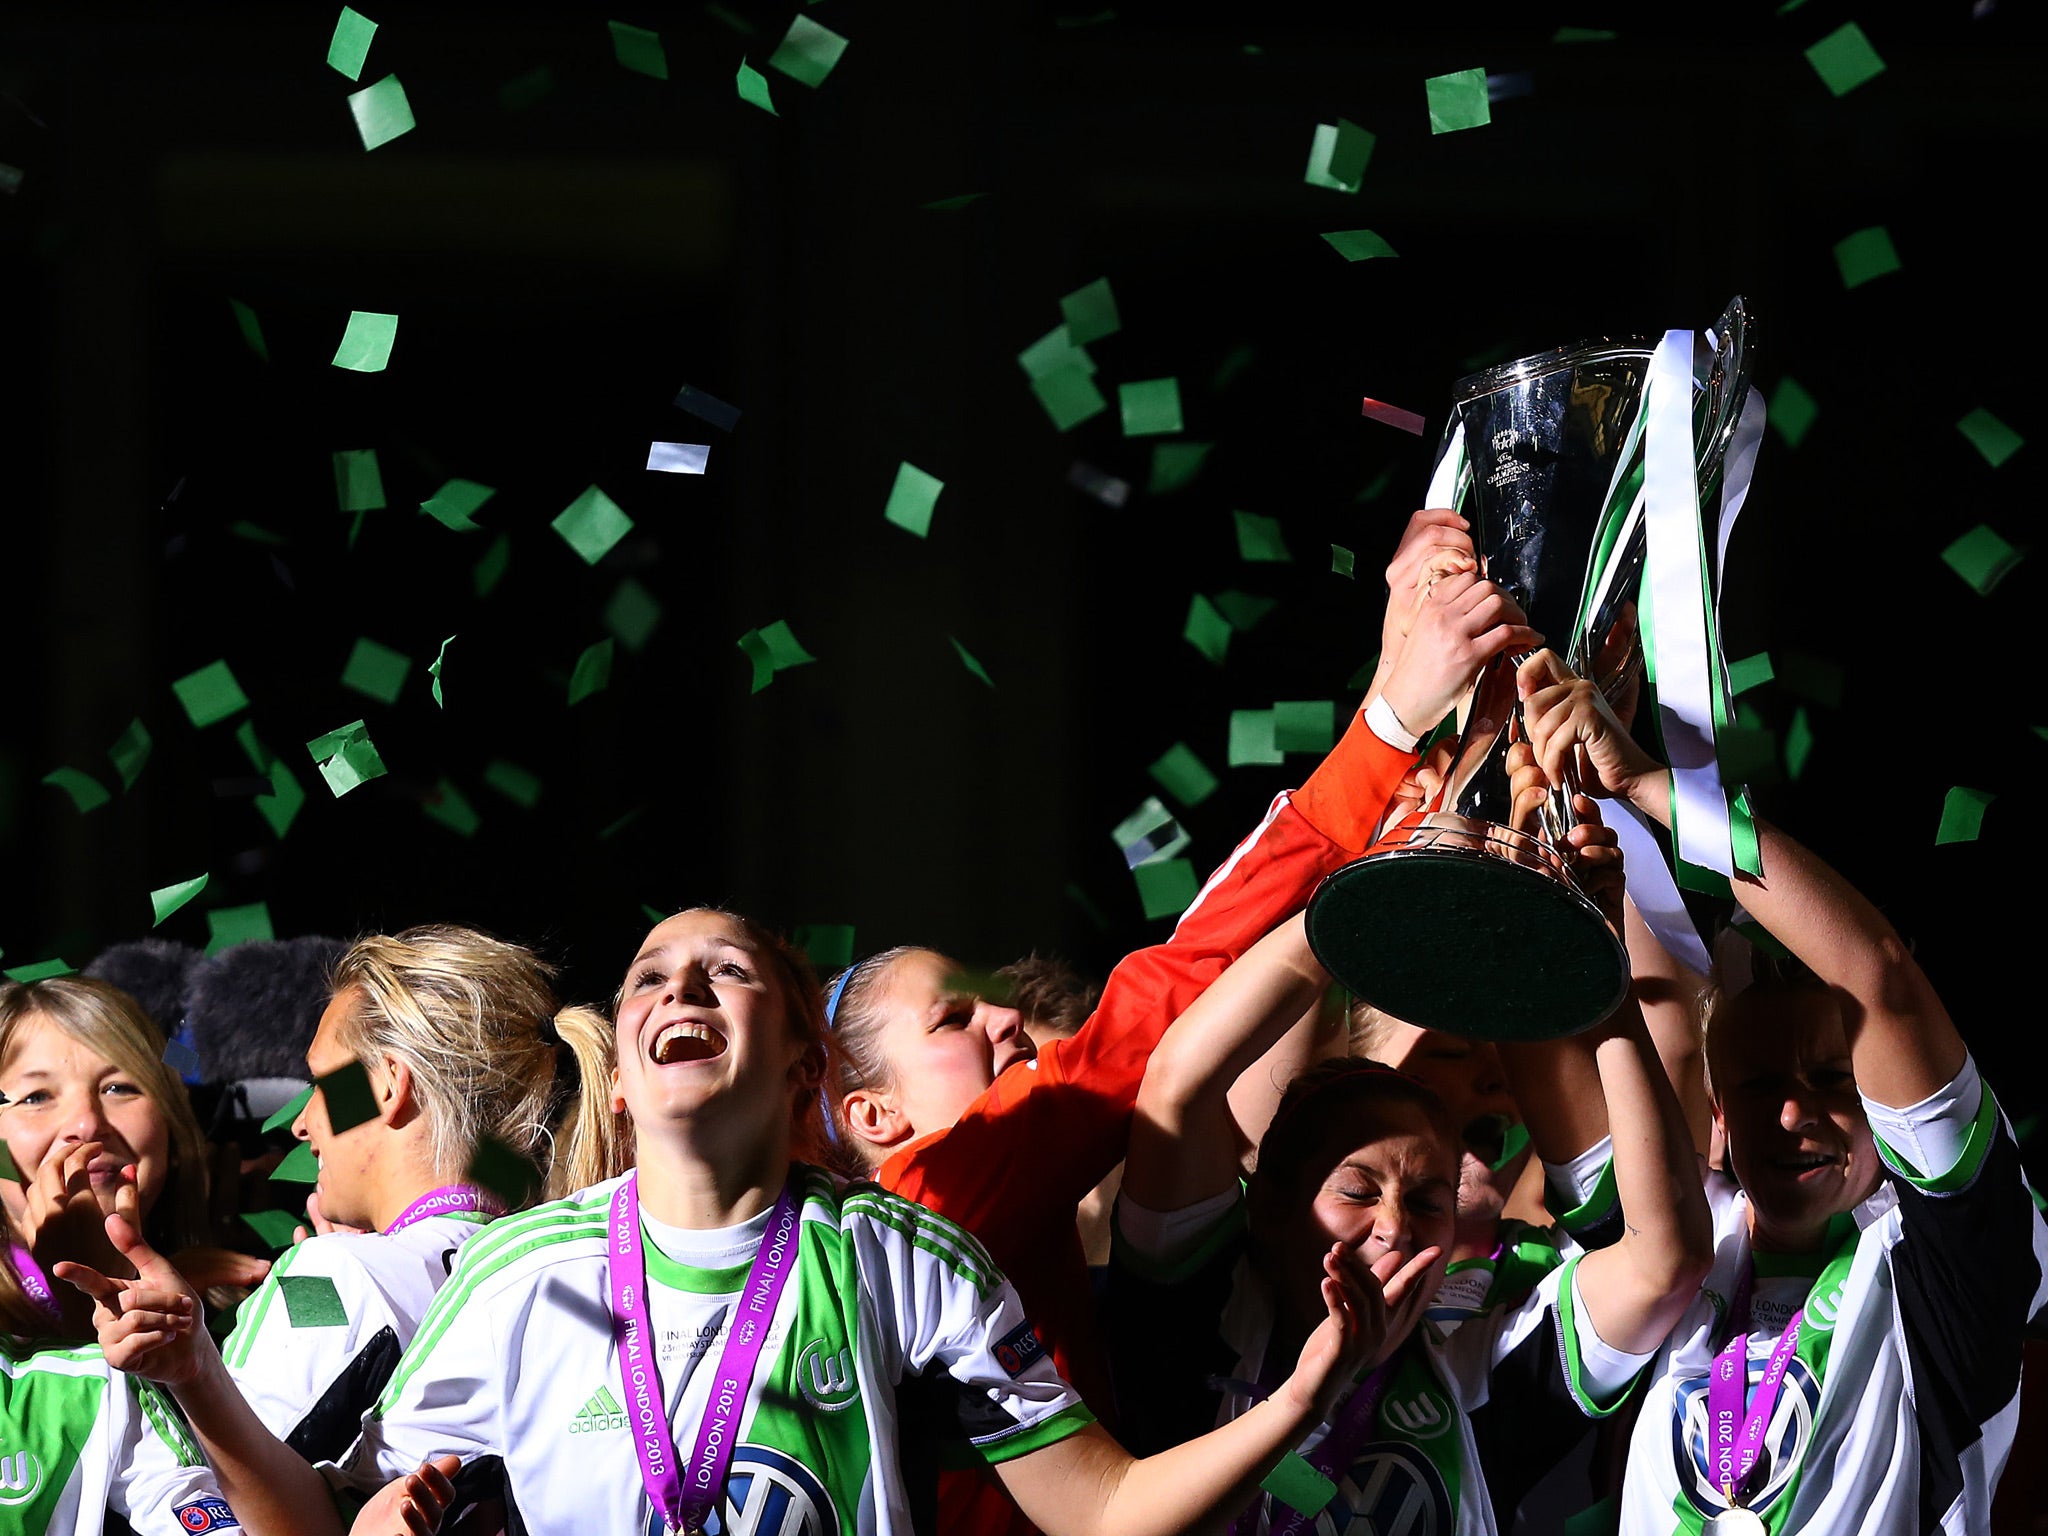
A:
[213, 926, 623, 1462]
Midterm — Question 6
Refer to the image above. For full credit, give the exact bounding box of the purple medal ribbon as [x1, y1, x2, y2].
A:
[1706, 1263, 1804, 1511]
[7, 1242, 62, 1319]
[1230, 1355, 1398, 1536]
[609, 1171, 803, 1536]
[382, 1184, 504, 1236]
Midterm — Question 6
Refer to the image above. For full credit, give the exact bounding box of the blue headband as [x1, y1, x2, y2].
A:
[824, 965, 858, 1030]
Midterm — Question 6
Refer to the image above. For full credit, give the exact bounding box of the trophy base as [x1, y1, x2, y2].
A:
[1305, 842, 1629, 1042]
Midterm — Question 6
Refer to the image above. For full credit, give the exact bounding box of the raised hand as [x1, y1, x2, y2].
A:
[1280, 1241, 1442, 1424]
[1381, 508, 1478, 657]
[20, 1140, 129, 1281]
[1515, 649, 1664, 815]
[1378, 570, 1542, 740]
[53, 1207, 209, 1386]
[349, 1456, 460, 1536]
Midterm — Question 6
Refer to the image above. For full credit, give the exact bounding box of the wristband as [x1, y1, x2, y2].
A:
[1364, 694, 1422, 752]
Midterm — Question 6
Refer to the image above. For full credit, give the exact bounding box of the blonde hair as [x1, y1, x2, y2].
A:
[1346, 998, 1400, 1060]
[328, 927, 625, 1199]
[0, 977, 211, 1337]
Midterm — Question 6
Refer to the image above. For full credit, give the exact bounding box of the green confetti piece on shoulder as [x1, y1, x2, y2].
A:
[42, 767, 110, 814]
[279, 1274, 348, 1328]
[4, 959, 75, 984]
[334, 449, 386, 512]
[1260, 1452, 1338, 1518]
[230, 299, 269, 361]
[1132, 857, 1198, 922]
[605, 579, 663, 652]
[108, 718, 152, 790]
[1552, 26, 1616, 42]
[423, 777, 479, 838]
[256, 760, 307, 838]
[1935, 785, 1994, 845]
[467, 1135, 541, 1209]
[1119, 378, 1182, 437]
[1149, 441, 1212, 494]
[950, 637, 994, 688]
[341, 637, 411, 705]
[262, 1085, 314, 1134]
[1727, 652, 1774, 695]
[1031, 367, 1109, 431]
[1273, 700, 1336, 754]
[1149, 742, 1218, 808]
[1941, 524, 2024, 594]
[553, 486, 634, 565]
[568, 638, 615, 705]
[1229, 709, 1283, 766]
[1956, 408, 2023, 469]
[1059, 278, 1121, 345]
[206, 902, 274, 956]
[307, 720, 388, 797]
[1018, 325, 1096, 379]
[421, 478, 493, 532]
[1805, 21, 1885, 97]
[1234, 510, 1291, 563]
[484, 760, 542, 808]
[332, 310, 398, 372]
[317, 1060, 380, 1134]
[792, 924, 855, 972]
[347, 74, 415, 151]
[1426, 68, 1491, 133]
[271, 1142, 320, 1183]
[1771, 377, 1818, 448]
[1833, 225, 1899, 289]
[1784, 705, 1815, 780]
[474, 533, 511, 598]
[768, 15, 848, 87]
[328, 7, 377, 80]
[1183, 594, 1232, 666]
[1303, 118, 1372, 193]
[884, 462, 944, 538]
[150, 874, 209, 928]
[737, 57, 779, 115]
[1331, 543, 1356, 578]
[1215, 590, 1276, 631]
[428, 635, 455, 708]
[172, 660, 249, 728]
[239, 1208, 303, 1251]
[1320, 229, 1397, 262]
[609, 20, 669, 79]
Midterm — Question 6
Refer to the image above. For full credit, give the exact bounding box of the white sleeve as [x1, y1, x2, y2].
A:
[1436, 1253, 1654, 1420]
[1113, 1187, 1242, 1269]
[1862, 1052, 1985, 1185]
[109, 1378, 243, 1536]
[1542, 1135, 1614, 1212]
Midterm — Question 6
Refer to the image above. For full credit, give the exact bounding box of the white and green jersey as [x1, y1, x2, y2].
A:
[329, 1166, 1092, 1536]
[218, 1214, 493, 1463]
[1, 1339, 237, 1536]
[1620, 1055, 2048, 1535]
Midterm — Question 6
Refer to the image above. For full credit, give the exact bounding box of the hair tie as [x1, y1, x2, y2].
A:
[537, 1012, 561, 1045]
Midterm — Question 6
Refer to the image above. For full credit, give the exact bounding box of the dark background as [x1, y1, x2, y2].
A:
[1, 4, 2041, 1130]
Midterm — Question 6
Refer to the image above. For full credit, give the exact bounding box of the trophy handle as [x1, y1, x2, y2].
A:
[1692, 296, 1755, 503]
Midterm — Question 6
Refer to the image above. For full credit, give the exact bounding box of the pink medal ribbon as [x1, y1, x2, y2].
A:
[609, 1171, 802, 1536]
[1707, 1266, 1804, 1511]
[382, 1185, 504, 1236]
[7, 1242, 62, 1319]
[1231, 1356, 1398, 1536]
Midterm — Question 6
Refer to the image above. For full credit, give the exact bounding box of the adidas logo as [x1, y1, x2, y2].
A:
[569, 1386, 627, 1433]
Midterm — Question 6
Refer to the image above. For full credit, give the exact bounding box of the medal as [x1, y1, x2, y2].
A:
[1702, 1509, 1768, 1536]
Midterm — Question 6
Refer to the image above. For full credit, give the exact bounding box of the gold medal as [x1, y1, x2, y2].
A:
[1702, 1507, 1768, 1535]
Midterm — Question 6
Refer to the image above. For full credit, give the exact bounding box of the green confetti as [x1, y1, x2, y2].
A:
[1347, 653, 1380, 689]
[1956, 408, 2023, 469]
[950, 637, 994, 688]
[467, 1135, 541, 1208]
[605, 579, 663, 652]
[331, 310, 398, 372]
[609, 20, 669, 79]
[1132, 857, 1199, 922]
[270, 1142, 319, 1183]
[327, 6, 377, 80]
[1426, 68, 1491, 133]
[0, 1141, 15, 1180]
[1148, 442, 1212, 494]
[279, 1274, 348, 1328]
[229, 521, 286, 546]
[421, 477, 493, 531]
[255, 760, 306, 839]
[737, 57, 779, 115]
[1727, 652, 1774, 695]
[1119, 378, 1183, 437]
[240, 1208, 303, 1251]
[792, 924, 855, 972]
[1941, 524, 2024, 595]
[1805, 22, 1885, 97]
[640, 903, 669, 926]
[598, 806, 646, 841]
[883, 462, 944, 538]
[3, 959, 74, 984]
[334, 449, 386, 512]
[341, 637, 411, 706]
[498, 66, 557, 111]
[1215, 590, 1276, 631]
[423, 777, 479, 838]
[568, 638, 615, 705]
[736, 620, 816, 692]
[484, 760, 542, 808]
[1234, 510, 1292, 563]
[1833, 225, 1899, 290]
[1935, 786, 1994, 845]
[306, 720, 388, 798]
[1771, 377, 1819, 449]
[1059, 278, 1121, 346]
[262, 1085, 314, 1134]
[1552, 26, 1616, 42]
[1330, 544, 1356, 578]
[205, 902, 274, 957]
[1031, 367, 1109, 431]
[428, 635, 455, 708]
[474, 533, 510, 598]
[42, 768, 110, 814]
[1183, 594, 1232, 666]
[1260, 1452, 1338, 1519]
[1149, 742, 1219, 808]
[1356, 465, 1395, 503]
[108, 718, 152, 790]
[1784, 706, 1815, 781]
[230, 299, 269, 361]
[1491, 1119, 1532, 1172]
[1112, 796, 1188, 868]
[150, 873, 209, 928]
[172, 660, 249, 729]
[552, 486, 634, 565]
[1320, 229, 1398, 262]
[1212, 345, 1254, 393]
[1017, 325, 1096, 380]
[1273, 700, 1336, 754]
[922, 192, 986, 212]
[1229, 709, 1283, 767]
[347, 74, 415, 152]
[317, 1060, 380, 1134]
[1775, 650, 1844, 709]
[1303, 118, 1372, 193]
[767, 15, 848, 87]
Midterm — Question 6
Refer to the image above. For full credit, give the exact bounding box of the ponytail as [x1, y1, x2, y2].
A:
[541, 1005, 632, 1199]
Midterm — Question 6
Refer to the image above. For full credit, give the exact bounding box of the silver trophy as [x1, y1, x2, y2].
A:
[1305, 298, 1755, 1040]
